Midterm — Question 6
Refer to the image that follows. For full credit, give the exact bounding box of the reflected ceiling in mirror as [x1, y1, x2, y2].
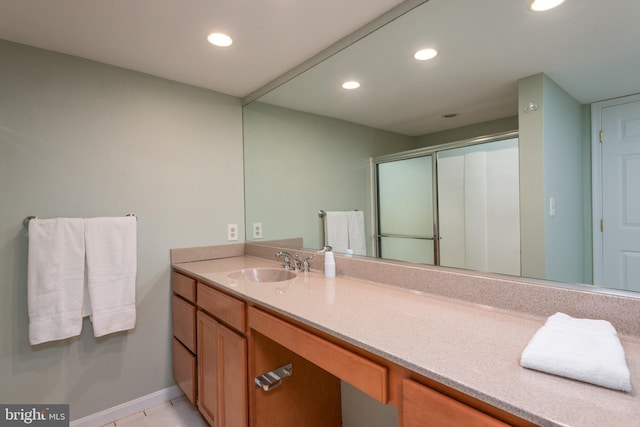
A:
[257, 0, 640, 137]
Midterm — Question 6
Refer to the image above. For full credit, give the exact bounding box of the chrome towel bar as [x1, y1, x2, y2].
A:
[23, 214, 137, 228]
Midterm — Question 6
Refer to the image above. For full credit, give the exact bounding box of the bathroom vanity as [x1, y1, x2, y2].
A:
[171, 244, 640, 427]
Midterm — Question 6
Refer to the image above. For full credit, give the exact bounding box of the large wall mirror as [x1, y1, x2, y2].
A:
[243, 0, 640, 295]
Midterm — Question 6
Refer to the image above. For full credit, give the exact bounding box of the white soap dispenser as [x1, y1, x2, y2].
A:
[324, 249, 336, 279]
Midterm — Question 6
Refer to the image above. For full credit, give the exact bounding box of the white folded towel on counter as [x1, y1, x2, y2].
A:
[85, 217, 137, 337]
[520, 312, 632, 392]
[28, 218, 86, 345]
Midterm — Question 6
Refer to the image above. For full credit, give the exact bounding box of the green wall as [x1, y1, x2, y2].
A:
[518, 73, 591, 283]
[0, 40, 244, 420]
[243, 102, 415, 252]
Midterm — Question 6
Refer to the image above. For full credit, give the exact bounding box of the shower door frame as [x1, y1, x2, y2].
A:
[370, 130, 519, 264]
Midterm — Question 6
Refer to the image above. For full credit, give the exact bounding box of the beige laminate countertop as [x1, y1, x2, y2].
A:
[172, 256, 640, 427]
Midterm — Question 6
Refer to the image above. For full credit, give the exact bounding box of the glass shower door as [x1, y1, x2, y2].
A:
[437, 138, 520, 276]
[376, 155, 435, 264]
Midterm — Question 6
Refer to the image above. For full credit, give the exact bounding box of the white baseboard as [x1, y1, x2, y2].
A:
[70, 385, 184, 427]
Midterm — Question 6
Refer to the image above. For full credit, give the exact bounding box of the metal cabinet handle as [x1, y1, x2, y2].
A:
[254, 363, 293, 392]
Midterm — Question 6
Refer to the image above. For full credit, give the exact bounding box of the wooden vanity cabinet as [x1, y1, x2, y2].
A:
[401, 378, 509, 427]
[248, 306, 388, 403]
[249, 306, 531, 427]
[171, 272, 197, 404]
[248, 306, 386, 427]
[250, 329, 342, 427]
[172, 268, 536, 427]
[197, 282, 248, 427]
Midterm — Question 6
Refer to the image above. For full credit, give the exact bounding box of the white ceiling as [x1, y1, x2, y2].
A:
[0, 0, 407, 97]
[1, 0, 639, 137]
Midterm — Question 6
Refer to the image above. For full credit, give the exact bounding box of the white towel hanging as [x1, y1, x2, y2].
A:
[347, 211, 366, 255]
[27, 218, 86, 345]
[85, 216, 137, 337]
[26, 215, 138, 344]
[325, 212, 349, 253]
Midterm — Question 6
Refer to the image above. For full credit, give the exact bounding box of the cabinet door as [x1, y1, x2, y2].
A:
[217, 323, 248, 427]
[197, 311, 218, 426]
[402, 379, 509, 427]
[197, 310, 248, 427]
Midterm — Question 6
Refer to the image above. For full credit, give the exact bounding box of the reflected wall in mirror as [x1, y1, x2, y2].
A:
[243, 0, 640, 293]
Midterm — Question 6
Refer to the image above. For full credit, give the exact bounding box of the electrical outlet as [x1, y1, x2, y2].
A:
[227, 224, 238, 241]
[253, 222, 263, 239]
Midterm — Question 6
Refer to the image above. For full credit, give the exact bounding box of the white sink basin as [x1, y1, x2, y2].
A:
[227, 268, 296, 283]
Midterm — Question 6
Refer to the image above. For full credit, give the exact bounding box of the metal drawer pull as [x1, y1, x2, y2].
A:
[254, 363, 293, 391]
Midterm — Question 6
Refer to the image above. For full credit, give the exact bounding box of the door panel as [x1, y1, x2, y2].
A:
[377, 155, 434, 264]
[601, 99, 640, 291]
[437, 139, 520, 276]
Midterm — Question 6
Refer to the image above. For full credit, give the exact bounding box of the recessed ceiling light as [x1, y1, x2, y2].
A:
[414, 48, 438, 61]
[342, 81, 360, 90]
[530, 0, 565, 12]
[207, 32, 233, 47]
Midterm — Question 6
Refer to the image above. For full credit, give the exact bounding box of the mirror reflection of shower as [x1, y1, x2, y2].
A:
[374, 133, 520, 276]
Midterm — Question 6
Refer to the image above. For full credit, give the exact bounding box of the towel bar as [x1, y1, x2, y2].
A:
[318, 209, 359, 248]
[22, 216, 38, 228]
[23, 214, 138, 228]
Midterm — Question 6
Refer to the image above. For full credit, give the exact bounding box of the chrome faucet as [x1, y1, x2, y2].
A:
[275, 251, 301, 271]
[301, 255, 314, 273]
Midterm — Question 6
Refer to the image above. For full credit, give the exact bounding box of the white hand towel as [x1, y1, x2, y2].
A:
[520, 312, 632, 392]
[27, 218, 85, 345]
[326, 211, 349, 253]
[85, 217, 137, 337]
[347, 211, 366, 256]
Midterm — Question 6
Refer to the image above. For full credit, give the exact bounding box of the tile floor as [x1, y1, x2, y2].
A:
[101, 396, 208, 427]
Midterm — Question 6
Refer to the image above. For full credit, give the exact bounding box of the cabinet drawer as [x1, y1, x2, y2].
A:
[172, 271, 196, 303]
[248, 307, 388, 403]
[402, 378, 509, 427]
[172, 294, 196, 352]
[172, 338, 196, 405]
[197, 282, 246, 333]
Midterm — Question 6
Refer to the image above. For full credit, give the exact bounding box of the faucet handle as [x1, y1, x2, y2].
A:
[281, 257, 292, 270]
[301, 255, 315, 273]
[275, 250, 291, 269]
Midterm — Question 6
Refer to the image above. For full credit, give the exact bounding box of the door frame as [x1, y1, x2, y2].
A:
[591, 93, 640, 285]
[371, 153, 438, 263]
[370, 130, 519, 260]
